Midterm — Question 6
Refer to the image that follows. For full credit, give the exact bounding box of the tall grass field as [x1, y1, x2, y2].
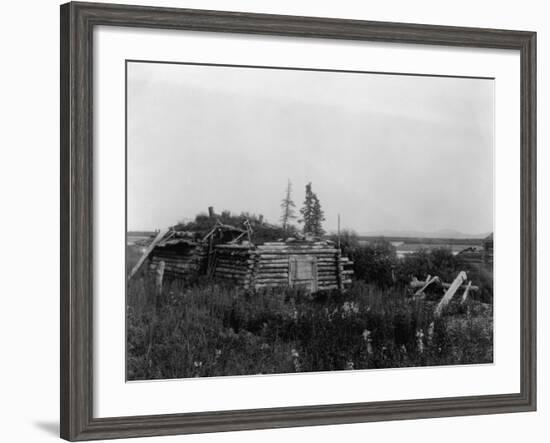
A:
[126, 242, 493, 380]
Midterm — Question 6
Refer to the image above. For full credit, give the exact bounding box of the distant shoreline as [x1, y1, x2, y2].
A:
[357, 235, 484, 246]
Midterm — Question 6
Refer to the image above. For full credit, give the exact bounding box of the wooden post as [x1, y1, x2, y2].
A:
[208, 206, 215, 218]
[146, 260, 165, 370]
[337, 214, 341, 250]
[336, 251, 344, 291]
[207, 235, 214, 275]
[155, 260, 165, 298]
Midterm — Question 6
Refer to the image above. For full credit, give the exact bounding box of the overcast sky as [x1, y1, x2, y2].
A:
[127, 61, 493, 235]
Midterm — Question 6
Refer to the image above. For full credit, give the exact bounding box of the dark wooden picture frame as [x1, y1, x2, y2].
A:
[60, 2, 536, 440]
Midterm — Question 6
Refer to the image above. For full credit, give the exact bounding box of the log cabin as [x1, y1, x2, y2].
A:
[212, 239, 353, 292]
[135, 222, 353, 293]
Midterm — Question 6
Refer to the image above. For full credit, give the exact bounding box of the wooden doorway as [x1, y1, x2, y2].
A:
[289, 255, 318, 292]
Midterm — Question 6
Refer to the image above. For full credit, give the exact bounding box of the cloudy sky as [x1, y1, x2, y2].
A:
[127, 61, 493, 235]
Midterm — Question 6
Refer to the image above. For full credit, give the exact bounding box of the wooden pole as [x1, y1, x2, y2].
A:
[155, 260, 165, 297]
[146, 260, 165, 371]
[337, 214, 341, 250]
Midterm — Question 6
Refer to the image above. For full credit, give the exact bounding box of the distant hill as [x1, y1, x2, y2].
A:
[359, 229, 491, 240]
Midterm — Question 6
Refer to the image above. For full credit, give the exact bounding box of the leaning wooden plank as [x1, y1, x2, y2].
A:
[461, 281, 473, 304]
[441, 281, 478, 291]
[129, 228, 171, 279]
[410, 277, 479, 292]
[434, 271, 467, 318]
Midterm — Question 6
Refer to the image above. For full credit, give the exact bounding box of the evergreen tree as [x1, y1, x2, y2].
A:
[311, 193, 326, 236]
[280, 179, 297, 231]
[299, 182, 325, 236]
[299, 182, 314, 234]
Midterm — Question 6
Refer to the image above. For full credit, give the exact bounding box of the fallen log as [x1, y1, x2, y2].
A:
[410, 277, 479, 292]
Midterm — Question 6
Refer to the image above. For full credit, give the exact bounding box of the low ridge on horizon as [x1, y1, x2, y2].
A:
[358, 229, 492, 239]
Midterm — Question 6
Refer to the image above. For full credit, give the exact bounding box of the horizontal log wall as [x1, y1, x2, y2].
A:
[148, 243, 208, 278]
[250, 242, 352, 291]
[212, 247, 253, 286]
[149, 240, 354, 292]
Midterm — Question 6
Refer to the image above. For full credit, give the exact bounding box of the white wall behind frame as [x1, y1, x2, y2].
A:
[94, 24, 520, 418]
[0, 1, 546, 443]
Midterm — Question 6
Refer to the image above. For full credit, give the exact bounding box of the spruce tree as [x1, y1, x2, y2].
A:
[311, 193, 326, 236]
[299, 182, 325, 236]
[280, 179, 297, 231]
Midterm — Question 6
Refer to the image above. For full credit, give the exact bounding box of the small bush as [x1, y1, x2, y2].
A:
[395, 247, 460, 286]
[329, 231, 397, 288]
[347, 241, 397, 288]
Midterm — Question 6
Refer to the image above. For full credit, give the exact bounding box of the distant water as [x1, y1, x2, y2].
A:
[358, 240, 473, 259]
[127, 235, 151, 245]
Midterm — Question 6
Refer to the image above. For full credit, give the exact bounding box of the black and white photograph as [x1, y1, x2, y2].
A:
[1, 0, 544, 441]
[126, 61, 495, 381]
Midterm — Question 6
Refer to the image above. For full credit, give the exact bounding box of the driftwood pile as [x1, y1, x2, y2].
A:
[410, 271, 478, 317]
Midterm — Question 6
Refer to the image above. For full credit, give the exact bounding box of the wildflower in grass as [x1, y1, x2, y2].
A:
[341, 301, 359, 318]
[362, 329, 373, 355]
[416, 329, 425, 354]
[291, 348, 301, 372]
[427, 321, 435, 345]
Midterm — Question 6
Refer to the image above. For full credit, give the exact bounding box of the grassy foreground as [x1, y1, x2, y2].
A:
[127, 272, 493, 380]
